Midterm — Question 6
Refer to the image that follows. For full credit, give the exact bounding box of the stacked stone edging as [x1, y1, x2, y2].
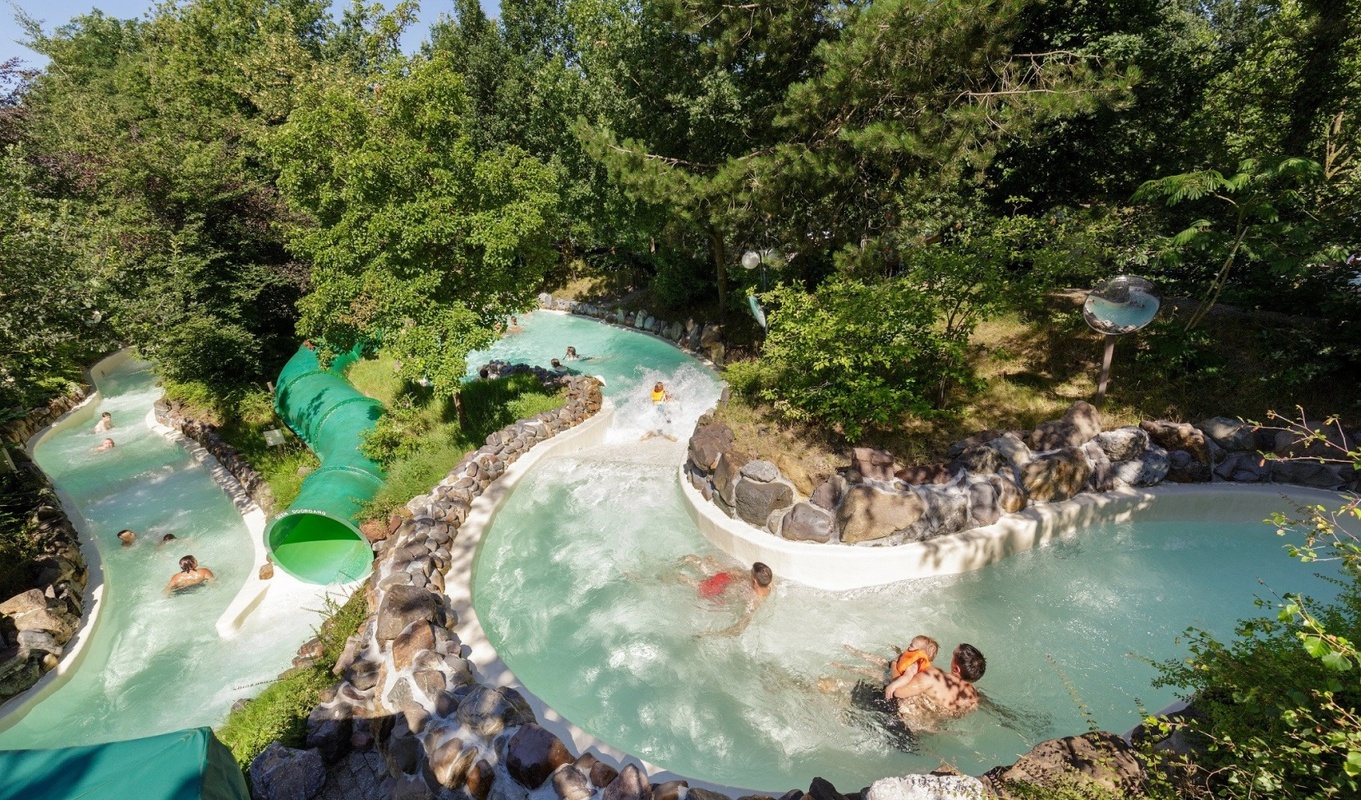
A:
[1, 385, 91, 449]
[686, 401, 1359, 548]
[153, 398, 275, 514]
[0, 454, 90, 704]
[255, 373, 619, 800]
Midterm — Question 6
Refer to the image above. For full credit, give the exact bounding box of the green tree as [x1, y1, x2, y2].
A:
[268, 52, 561, 394]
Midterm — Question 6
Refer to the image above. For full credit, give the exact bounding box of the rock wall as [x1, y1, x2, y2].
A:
[153, 398, 275, 514]
[687, 401, 1359, 546]
[255, 373, 619, 800]
[1, 389, 91, 703]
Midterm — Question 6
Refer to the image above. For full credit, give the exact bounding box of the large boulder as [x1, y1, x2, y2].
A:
[1029, 401, 1101, 451]
[688, 422, 734, 472]
[895, 464, 957, 485]
[1093, 427, 1148, 462]
[810, 475, 847, 510]
[1019, 449, 1091, 502]
[775, 454, 817, 495]
[780, 502, 836, 543]
[455, 685, 536, 738]
[1080, 442, 1118, 493]
[898, 485, 971, 542]
[1214, 451, 1270, 483]
[837, 486, 926, 543]
[994, 732, 1145, 797]
[1270, 459, 1351, 489]
[1195, 417, 1257, 452]
[965, 479, 1003, 528]
[951, 444, 1003, 475]
[1165, 450, 1212, 483]
[601, 763, 652, 800]
[506, 724, 574, 790]
[376, 585, 441, 642]
[1140, 421, 1210, 464]
[1273, 421, 1351, 459]
[734, 478, 795, 526]
[867, 774, 987, 800]
[851, 448, 897, 482]
[713, 451, 751, 506]
[1111, 445, 1170, 487]
[249, 743, 326, 800]
[740, 460, 781, 483]
[988, 434, 1034, 470]
[987, 472, 1029, 514]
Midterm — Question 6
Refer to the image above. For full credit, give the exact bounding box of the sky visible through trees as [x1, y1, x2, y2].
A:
[0, 0, 503, 66]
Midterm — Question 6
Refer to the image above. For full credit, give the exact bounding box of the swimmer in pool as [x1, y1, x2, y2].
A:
[94, 411, 114, 433]
[884, 643, 986, 729]
[819, 636, 939, 694]
[675, 556, 773, 637]
[565, 346, 578, 360]
[117, 529, 136, 547]
[508, 316, 522, 333]
[159, 533, 177, 547]
[95, 437, 115, 452]
[165, 555, 215, 594]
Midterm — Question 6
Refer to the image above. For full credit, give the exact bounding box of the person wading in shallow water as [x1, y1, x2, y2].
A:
[165, 555, 215, 594]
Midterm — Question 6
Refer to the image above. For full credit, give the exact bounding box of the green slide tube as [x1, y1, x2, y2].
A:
[266, 345, 385, 584]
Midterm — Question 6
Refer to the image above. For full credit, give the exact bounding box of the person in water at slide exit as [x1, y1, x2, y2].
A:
[117, 529, 136, 547]
[165, 555, 215, 594]
[94, 411, 114, 433]
[95, 437, 115, 452]
[641, 381, 677, 441]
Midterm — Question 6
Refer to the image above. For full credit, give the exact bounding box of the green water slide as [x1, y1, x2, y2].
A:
[266, 345, 384, 584]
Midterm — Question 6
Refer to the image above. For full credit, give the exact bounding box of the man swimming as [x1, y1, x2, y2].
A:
[675, 556, 774, 637]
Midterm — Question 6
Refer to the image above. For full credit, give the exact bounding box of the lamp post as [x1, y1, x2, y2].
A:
[742, 250, 768, 330]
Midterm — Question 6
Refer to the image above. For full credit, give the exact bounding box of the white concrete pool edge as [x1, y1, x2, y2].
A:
[437, 398, 757, 797]
[680, 474, 1356, 590]
[0, 349, 136, 732]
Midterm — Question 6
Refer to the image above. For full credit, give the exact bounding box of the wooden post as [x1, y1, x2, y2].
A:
[1095, 334, 1117, 405]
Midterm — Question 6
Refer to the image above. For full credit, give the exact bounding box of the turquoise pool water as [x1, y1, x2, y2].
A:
[470, 312, 1346, 790]
[0, 358, 330, 748]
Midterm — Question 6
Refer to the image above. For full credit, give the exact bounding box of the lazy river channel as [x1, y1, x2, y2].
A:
[0, 356, 333, 748]
[469, 312, 1347, 791]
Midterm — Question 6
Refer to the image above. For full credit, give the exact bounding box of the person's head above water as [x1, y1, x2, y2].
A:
[117, 529, 135, 546]
[654, 381, 664, 392]
[952, 643, 986, 682]
[750, 562, 773, 595]
[161, 533, 177, 545]
[100, 412, 111, 420]
[179, 555, 198, 573]
[551, 358, 562, 368]
[566, 346, 577, 358]
[98, 437, 115, 449]
[909, 635, 940, 662]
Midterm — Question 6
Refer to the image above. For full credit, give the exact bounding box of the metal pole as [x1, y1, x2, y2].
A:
[1095, 334, 1117, 404]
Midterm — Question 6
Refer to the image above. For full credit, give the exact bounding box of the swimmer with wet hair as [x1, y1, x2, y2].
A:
[117, 529, 136, 547]
[95, 437, 115, 452]
[165, 555, 215, 594]
[565, 346, 578, 360]
[883, 643, 987, 727]
[94, 411, 114, 433]
[159, 533, 177, 547]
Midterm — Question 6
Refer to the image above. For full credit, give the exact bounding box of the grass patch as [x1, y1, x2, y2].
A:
[216, 589, 367, 770]
[350, 357, 566, 520]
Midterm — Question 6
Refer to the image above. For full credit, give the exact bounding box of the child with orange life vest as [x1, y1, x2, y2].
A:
[890, 635, 940, 683]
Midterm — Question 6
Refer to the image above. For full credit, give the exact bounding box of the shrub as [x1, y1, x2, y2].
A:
[728, 278, 961, 441]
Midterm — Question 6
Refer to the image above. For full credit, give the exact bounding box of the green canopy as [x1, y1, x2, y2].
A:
[0, 727, 247, 800]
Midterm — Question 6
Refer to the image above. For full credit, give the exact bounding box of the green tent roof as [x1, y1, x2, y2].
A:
[0, 727, 247, 800]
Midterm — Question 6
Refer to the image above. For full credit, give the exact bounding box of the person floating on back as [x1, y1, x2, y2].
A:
[165, 555, 215, 594]
[94, 411, 114, 433]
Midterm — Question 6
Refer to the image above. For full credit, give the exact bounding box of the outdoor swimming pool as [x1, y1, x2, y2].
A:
[469, 312, 1348, 791]
[0, 356, 332, 748]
